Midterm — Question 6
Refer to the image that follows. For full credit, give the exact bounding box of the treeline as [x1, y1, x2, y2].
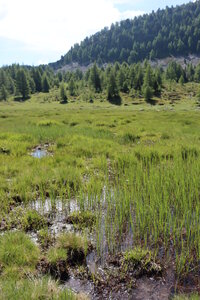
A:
[0, 65, 56, 101]
[80, 61, 200, 102]
[50, 1, 200, 69]
[1, 61, 200, 103]
[47, 61, 200, 103]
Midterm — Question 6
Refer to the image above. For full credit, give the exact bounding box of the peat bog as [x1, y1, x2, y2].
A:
[0, 94, 200, 299]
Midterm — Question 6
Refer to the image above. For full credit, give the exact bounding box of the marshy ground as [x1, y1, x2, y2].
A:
[0, 85, 200, 299]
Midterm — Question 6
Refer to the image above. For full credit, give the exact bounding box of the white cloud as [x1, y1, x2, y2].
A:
[0, 0, 144, 57]
[119, 10, 145, 20]
[110, 0, 140, 4]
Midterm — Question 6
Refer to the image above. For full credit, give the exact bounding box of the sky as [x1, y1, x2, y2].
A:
[0, 0, 190, 66]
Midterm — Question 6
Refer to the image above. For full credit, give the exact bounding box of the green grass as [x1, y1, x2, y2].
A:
[0, 231, 40, 278]
[173, 294, 200, 300]
[122, 247, 162, 276]
[37, 228, 54, 249]
[47, 247, 68, 265]
[0, 86, 200, 295]
[52, 233, 88, 263]
[0, 277, 86, 300]
[123, 247, 151, 266]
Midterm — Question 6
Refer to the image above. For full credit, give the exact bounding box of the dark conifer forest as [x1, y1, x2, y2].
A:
[50, 0, 200, 69]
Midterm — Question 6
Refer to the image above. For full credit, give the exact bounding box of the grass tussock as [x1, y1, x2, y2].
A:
[122, 247, 162, 276]
[0, 231, 40, 278]
[45, 232, 89, 268]
[0, 277, 84, 300]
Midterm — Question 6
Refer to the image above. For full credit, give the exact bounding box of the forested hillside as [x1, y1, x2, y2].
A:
[50, 0, 200, 69]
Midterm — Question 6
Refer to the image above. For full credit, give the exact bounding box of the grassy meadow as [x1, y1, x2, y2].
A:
[0, 82, 200, 299]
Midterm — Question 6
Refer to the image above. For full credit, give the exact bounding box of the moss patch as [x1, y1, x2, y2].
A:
[122, 247, 162, 277]
[2, 207, 47, 232]
[66, 211, 96, 230]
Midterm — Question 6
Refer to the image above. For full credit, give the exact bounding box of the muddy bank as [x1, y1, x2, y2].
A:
[0, 196, 198, 299]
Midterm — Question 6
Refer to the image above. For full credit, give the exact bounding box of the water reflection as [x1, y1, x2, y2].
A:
[31, 149, 47, 158]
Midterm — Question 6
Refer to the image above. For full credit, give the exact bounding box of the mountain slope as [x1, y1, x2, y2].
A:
[50, 0, 200, 70]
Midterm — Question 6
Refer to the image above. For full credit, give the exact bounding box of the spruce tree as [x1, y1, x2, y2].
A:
[42, 74, 50, 93]
[28, 77, 36, 94]
[8, 78, 15, 95]
[32, 69, 42, 92]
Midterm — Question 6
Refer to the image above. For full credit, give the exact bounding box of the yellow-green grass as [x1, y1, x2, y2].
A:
[0, 277, 87, 300]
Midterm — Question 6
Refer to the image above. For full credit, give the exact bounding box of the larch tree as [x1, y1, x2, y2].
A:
[16, 69, 30, 100]
[89, 63, 102, 92]
[60, 82, 68, 103]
